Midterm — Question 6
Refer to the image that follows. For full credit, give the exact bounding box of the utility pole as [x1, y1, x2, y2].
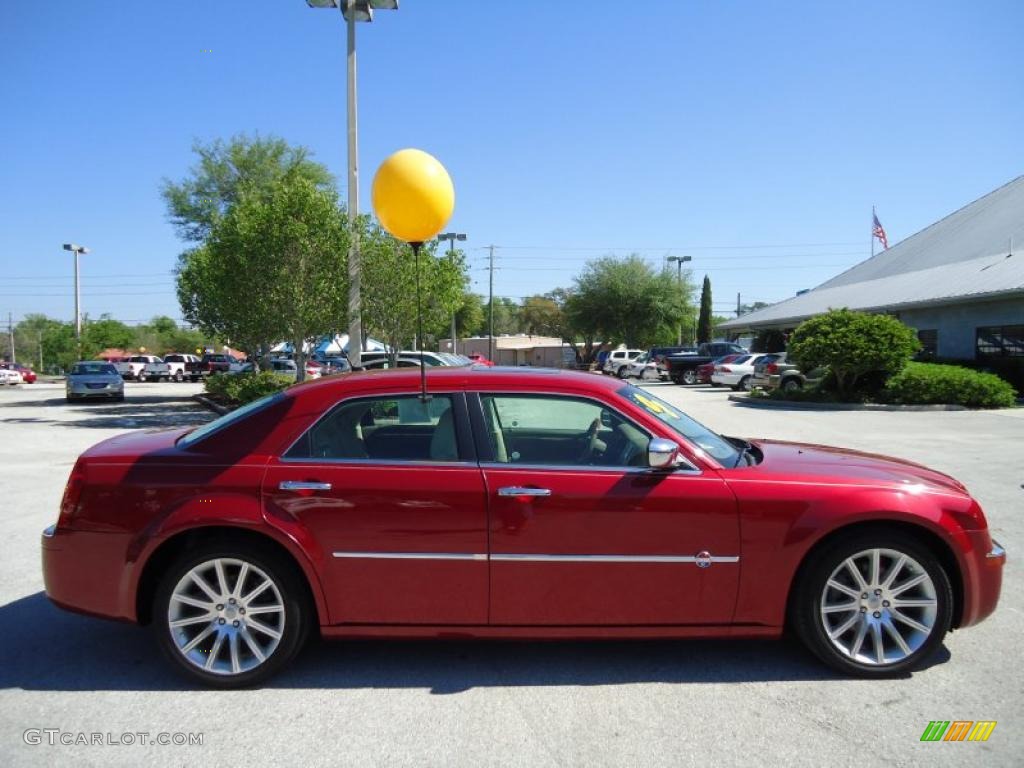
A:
[7, 312, 14, 364]
[736, 292, 741, 317]
[487, 245, 495, 361]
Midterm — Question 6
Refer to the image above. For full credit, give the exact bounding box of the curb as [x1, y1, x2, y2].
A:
[728, 394, 971, 412]
[192, 393, 231, 415]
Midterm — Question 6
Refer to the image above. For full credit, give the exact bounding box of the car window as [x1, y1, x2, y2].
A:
[285, 395, 459, 462]
[618, 385, 740, 465]
[179, 392, 285, 448]
[71, 363, 117, 375]
[480, 394, 650, 468]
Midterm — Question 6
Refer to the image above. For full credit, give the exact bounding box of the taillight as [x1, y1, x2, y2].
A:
[57, 459, 86, 529]
[766, 363, 778, 374]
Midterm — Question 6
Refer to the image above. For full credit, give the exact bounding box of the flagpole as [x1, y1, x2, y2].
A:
[871, 205, 876, 258]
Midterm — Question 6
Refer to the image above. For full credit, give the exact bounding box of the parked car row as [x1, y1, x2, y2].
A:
[0, 362, 37, 384]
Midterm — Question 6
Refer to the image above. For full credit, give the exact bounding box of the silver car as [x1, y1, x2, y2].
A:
[66, 361, 124, 403]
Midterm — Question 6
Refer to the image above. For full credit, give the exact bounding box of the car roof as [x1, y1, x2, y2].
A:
[288, 365, 627, 396]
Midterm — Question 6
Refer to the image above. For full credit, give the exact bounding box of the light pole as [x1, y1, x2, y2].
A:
[305, 0, 398, 368]
[63, 243, 90, 358]
[667, 255, 692, 345]
[437, 232, 466, 353]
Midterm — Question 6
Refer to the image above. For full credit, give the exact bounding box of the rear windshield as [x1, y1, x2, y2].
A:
[72, 363, 117, 375]
[178, 391, 285, 448]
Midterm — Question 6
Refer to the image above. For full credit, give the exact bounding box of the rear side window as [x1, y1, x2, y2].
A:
[285, 395, 459, 462]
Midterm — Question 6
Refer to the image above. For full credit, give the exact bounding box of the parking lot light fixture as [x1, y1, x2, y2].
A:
[438, 232, 467, 353]
[304, 0, 399, 368]
[62, 243, 91, 356]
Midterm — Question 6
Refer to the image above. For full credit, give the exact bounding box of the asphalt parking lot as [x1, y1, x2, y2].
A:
[1, 379, 1021, 767]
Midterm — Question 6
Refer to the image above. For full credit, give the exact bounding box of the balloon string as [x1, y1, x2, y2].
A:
[412, 241, 429, 402]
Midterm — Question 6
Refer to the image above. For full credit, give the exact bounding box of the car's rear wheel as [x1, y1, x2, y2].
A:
[154, 543, 311, 688]
[174, 370, 184, 382]
[680, 369, 697, 385]
[793, 531, 952, 677]
[733, 375, 751, 391]
[782, 378, 802, 393]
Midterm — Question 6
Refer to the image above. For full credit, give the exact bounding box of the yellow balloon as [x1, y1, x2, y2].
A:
[371, 149, 455, 243]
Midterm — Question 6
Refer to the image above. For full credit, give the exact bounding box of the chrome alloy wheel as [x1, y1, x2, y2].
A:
[819, 548, 938, 666]
[167, 558, 285, 676]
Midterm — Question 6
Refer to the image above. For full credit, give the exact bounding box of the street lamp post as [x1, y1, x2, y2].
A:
[667, 255, 692, 345]
[62, 243, 90, 357]
[437, 232, 466, 353]
[306, 0, 399, 368]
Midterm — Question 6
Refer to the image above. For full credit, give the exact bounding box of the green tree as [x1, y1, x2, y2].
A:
[361, 224, 464, 360]
[454, 292, 486, 338]
[519, 294, 563, 337]
[162, 134, 334, 243]
[570, 254, 694, 348]
[788, 309, 920, 400]
[176, 172, 350, 379]
[697, 275, 713, 344]
[83, 315, 135, 353]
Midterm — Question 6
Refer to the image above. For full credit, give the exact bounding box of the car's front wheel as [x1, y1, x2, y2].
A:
[793, 531, 952, 677]
[154, 542, 311, 688]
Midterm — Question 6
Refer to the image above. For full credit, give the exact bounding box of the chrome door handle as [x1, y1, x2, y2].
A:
[279, 481, 332, 491]
[498, 487, 552, 497]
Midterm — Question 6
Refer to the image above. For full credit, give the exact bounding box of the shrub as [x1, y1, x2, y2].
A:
[883, 362, 1017, 408]
[204, 371, 292, 406]
[788, 309, 919, 400]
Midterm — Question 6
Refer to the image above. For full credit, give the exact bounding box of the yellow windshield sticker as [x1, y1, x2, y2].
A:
[633, 393, 680, 420]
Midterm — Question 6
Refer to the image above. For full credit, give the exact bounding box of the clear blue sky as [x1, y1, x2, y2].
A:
[2, 0, 1021, 326]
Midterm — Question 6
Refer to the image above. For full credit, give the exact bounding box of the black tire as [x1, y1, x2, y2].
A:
[782, 378, 802, 393]
[174, 370, 184, 382]
[153, 540, 312, 688]
[616, 365, 628, 378]
[791, 529, 952, 678]
[191, 375, 200, 383]
[681, 369, 697, 385]
[138, 373, 147, 383]
[733, 376, 751, 391]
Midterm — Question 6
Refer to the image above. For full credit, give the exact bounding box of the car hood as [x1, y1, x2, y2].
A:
[748, 439, 967, 495]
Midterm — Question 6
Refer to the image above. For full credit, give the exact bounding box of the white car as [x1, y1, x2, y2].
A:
[602, 349, 645, 377]
[162, 353, 201, 382]
[710, 354, 768, 391]
[622, 352, 662, 381]
[0, 368, 23, 386]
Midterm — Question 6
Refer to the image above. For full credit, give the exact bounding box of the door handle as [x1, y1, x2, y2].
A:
[279, 480, 332, 491]
[498, 487, 552, 498]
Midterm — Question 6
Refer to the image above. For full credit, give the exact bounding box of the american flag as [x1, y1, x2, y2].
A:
[872, 212, 889, 250]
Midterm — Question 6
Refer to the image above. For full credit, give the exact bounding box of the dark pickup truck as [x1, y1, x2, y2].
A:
[665, 342, 748, 384]
[185, 353, 235, 381]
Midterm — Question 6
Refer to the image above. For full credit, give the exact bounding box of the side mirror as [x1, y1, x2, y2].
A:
[647, 438, 680, 469]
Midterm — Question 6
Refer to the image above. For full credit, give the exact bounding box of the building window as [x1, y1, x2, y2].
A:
[976, 325, 1024, 358]
[916, 329, 938, 358]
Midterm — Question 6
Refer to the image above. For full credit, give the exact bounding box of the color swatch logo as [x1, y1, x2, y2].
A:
[920, 721, 997, 742]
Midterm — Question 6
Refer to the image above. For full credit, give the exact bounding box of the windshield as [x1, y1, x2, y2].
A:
[71, 363, 118, 375]
[178, 391, 285, 448]
[617, 384, 740, 466]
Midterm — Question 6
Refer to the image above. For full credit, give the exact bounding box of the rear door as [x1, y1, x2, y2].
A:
[262, 391, 489, 625]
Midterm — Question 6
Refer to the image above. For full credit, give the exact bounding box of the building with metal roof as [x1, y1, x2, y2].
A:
[719, 176, 1024, 368]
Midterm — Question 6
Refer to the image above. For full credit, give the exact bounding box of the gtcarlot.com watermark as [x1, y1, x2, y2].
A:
[24, 729, 204, 747]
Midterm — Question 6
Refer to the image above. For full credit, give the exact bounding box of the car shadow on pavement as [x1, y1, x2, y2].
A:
[0, 397, 214, 430]
[0, 593, 951, 692]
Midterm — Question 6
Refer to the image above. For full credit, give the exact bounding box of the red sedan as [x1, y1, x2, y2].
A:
[0, 362, 36, 383]
[698, 354, 740, 385]
[41, 368, 1004, 687]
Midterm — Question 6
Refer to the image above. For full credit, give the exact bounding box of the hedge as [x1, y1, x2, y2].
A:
[882, 362, 1017, 409]
[204, 371, 293, 406]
